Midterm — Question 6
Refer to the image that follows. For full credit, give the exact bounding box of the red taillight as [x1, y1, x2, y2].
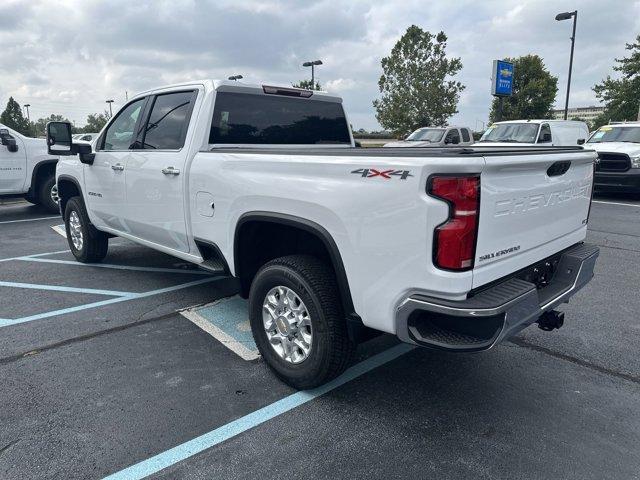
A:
[428, 175, 480, 271]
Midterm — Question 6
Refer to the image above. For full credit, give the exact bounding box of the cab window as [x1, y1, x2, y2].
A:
[444, 129, 461, 145]
[537, 124, 552, 143]
[102, 99, 145, 151]
[461, 128, 471, 143]
[142, 91, 196, 150]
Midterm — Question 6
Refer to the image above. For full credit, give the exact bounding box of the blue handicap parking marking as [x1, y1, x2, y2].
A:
[181, 296, 259, 360]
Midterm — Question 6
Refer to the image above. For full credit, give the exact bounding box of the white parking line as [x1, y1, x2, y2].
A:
[0, 276, 225, 329]
[593, 200, 640, 208]
[51, 224, 67, 238]
[0, 281, 136, 297]
[17, 257, 212, 275]
[0, 216, 60, 225]
[0, 249, 70, 263]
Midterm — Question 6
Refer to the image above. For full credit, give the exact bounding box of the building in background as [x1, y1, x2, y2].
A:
[551, 106, 605, 123]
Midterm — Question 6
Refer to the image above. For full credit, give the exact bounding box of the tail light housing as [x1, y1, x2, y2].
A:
[428, 175, 480, 271]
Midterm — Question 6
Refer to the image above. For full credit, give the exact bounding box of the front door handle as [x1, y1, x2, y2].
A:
[111, 163, 124, 171]
[162, 167, 180, 176]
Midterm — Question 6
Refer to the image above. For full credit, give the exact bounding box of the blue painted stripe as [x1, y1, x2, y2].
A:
[17, 257, 212, 275]
[0, 276, 224, 329]
[102, 343, 415, 480]
[0, 281, 136, 297]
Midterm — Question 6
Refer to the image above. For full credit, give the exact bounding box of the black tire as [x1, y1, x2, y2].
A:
[249, 255, 355, 389]
[64, 196, 109, 263]
[39, 175, 60, 214]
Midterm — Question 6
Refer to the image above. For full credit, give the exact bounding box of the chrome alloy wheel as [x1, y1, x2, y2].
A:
[50, 183, 59, 205]
[262, 286, 312, 364]
[68, 210, 84, 251]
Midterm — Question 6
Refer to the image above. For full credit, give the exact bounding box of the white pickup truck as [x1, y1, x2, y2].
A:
[46, 80, 599, 388]
[0, 124, 60, 212]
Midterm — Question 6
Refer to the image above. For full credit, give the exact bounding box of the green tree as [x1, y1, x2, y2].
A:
[488, 55, 558, 123]
[83, 111, 109, 133]
[373, 26, 464, 137]
[32, 114, 73, 137]
[292, 79, 321, 90]
[0, 97, 31, 136]
[592, 34, 640, 127]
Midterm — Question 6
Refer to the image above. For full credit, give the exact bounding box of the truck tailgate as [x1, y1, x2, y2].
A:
[473, 150, 595, 288]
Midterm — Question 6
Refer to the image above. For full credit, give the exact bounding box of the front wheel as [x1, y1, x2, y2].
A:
[249, 255, 355, 389]
[64, 196, 109, 263]
[39, 175, 60, 213]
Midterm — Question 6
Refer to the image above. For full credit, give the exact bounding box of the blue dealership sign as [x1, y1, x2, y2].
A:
[491, 59, 514, 96]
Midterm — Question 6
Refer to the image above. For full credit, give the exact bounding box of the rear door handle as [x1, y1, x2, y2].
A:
[111, 163, 124, 171]
[162, 167, 180, 175]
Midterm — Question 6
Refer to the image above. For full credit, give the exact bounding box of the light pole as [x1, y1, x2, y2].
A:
[23, 104, 31, 136]
[228, 75, 243, 81]
[556, 10, 578, 120]
[106, 99, 114, 118]
[302, 60, 322, 89]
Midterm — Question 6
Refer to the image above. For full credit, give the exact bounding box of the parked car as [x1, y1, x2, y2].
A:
[0, 123, 60, 212]
[73, 133, 99, 143]
[384, 126, 474, 147]
[47, 80, 599, 389]
[584, 122, 640, 193]
[475, 120, 589, 147]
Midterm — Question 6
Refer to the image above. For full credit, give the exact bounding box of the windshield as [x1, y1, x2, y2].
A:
[588, 126, 640, 144]
[405, 128, 444, 142]
[478, 123, 539, 143]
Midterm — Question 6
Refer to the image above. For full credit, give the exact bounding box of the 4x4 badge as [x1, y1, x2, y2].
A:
[351, 168, 413, 180]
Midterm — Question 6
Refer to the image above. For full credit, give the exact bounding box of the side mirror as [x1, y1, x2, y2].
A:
[577, 138, 586, 145]
[0, 128, 19, 152]
[77, 143, 95, 165]
[47, 122, 73, 155]
[46, 121, 95, 164]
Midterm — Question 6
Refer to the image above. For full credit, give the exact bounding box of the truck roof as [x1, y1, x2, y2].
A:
[135, 79, 343, 103]
[493, 119, 586, 125]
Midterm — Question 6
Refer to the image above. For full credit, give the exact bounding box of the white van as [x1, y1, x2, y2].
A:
[475, 120, 589, 147]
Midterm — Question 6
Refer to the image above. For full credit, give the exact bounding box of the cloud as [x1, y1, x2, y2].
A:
[0, 0, 638, 129]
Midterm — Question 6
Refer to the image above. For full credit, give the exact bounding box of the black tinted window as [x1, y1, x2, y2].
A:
[445, 129, 460, 144]
[143, 91, 195, 150]
[461, 128, 471, 142]
[209, 92, 351, 145]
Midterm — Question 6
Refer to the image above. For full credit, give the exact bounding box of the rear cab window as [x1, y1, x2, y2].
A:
[537, 123, 552, 143]
[209, 91, 351, 145]
[461, 128, 471, 143]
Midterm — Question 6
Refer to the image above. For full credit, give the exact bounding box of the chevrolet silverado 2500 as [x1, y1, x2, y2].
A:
[1, 124, 60, 212]
[46, 80, 599, 388]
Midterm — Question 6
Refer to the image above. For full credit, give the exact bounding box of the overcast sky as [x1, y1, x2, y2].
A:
[1, 0, 638, 131]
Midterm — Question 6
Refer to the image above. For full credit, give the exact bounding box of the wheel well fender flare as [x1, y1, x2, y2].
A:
[29, 159, 58, 192]
[56, 174, 83, 213]
[233, 211, 356, 317]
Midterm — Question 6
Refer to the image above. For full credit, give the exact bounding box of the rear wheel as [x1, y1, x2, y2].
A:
[249, 255, 355, 389]
[39, 175, 60, 213]
[64, 196, 108, 263]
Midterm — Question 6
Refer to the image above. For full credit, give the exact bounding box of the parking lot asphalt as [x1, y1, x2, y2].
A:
[1, 196, 639, 480]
